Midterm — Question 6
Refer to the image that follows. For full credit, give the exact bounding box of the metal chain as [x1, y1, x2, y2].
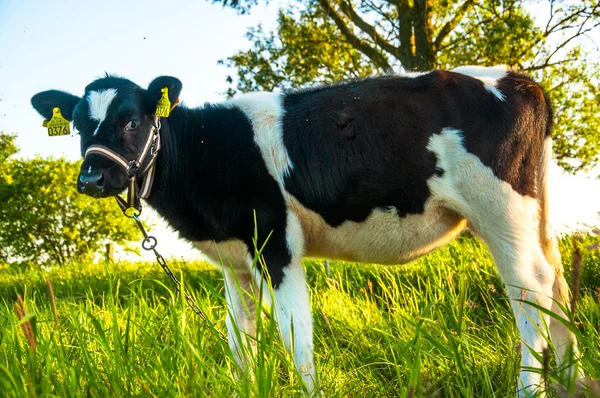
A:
[132, 214, 225, 339]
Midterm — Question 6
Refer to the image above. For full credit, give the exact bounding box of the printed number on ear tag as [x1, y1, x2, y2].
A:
[155, 87, 171, 118]
[45, 107, 70, 136]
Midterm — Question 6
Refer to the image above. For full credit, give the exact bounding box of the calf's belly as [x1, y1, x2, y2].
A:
[289, 197, 466, 265]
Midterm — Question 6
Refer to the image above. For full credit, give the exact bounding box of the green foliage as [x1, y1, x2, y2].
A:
[0, 157, 139, 267]
[220, 5, 375, 96]
[540, 62, 600, 173]
[435, 2, 544, 68]
[0, 132, 18, 167]
[217, 0, 600, 173]
[0, 235, 598, 396]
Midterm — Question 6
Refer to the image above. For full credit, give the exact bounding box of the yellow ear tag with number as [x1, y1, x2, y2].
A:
[155, 87, 172, 117]
[45, 107, 70, 136]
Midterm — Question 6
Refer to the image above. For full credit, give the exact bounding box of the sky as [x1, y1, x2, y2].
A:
[0, 0, 599, 261]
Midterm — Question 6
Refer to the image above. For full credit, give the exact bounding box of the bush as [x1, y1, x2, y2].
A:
[0, 155, 138, 267]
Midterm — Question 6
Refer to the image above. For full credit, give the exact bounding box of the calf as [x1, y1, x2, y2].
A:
[31, 66, 579, 396]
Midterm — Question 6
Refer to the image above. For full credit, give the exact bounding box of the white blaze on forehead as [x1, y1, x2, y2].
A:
[452, 65, 508, 101]
[87, 88, 118, 136]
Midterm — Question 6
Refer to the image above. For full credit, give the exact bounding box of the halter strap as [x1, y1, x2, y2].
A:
[83, 118, 161, 215]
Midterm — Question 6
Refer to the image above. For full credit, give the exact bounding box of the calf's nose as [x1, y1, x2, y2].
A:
[77, 172, 105, 196]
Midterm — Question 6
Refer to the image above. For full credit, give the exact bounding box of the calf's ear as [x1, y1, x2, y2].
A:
[145, 76, 182, 112]
[31, 90, 81, 121]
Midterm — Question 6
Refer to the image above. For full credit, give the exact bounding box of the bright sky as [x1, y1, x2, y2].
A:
[0, 0, 598, 261]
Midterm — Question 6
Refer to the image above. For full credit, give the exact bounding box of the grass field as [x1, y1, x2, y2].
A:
[0, 235, 599, 397]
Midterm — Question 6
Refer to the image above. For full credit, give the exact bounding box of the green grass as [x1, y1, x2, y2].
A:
[0, 236, 599, 397]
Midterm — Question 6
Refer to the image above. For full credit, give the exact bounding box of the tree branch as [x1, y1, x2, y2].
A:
[362, 0, 399, 33]
[524, 57, 584, 72]
[532, 18, 600, 70]
[317, 0, 393, 71]
[339, 0, 402, 61]
[545, 6, 593, 36]
[434, 0, 476, 51]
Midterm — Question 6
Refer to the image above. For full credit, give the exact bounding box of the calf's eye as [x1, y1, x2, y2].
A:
[125, 120, 138, 132]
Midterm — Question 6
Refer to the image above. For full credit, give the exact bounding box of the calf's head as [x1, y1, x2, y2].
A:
[31, 75, 182, 198]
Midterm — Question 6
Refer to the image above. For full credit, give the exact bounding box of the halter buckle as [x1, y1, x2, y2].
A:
[127, 160, 140, 177]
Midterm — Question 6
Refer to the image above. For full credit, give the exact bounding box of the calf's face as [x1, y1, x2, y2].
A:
[31, 75, 182, 198]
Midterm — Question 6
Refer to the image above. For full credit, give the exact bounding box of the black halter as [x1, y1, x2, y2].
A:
[83, 117, 161, 216]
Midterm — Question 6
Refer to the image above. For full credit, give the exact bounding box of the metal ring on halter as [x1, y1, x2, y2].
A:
[142, 236, 158, 250]
[124, 206, 141, 218]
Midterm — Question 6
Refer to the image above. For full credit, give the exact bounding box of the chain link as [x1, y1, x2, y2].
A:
[132, 214, 225, 339]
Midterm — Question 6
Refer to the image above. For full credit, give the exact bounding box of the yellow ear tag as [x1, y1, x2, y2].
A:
[46, 107, 70, 136]
[155, 87, 172, 117]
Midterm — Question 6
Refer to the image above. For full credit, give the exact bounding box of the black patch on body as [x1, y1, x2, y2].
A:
[146, 105, 291, 286]
[282, 70, 550, 227]
[282, 76, 440, 227]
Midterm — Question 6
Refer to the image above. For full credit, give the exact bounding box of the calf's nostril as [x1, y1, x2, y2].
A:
[96, 174, 105, 187]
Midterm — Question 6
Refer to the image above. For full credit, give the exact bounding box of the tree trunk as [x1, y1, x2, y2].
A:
[412, 0, 436, 71]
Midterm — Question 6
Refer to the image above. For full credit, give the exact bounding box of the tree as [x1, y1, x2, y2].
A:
[0, 154, 139, 267]
[215, 0, 600, 173]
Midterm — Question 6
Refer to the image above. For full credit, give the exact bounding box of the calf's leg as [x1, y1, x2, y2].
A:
[426, 128, 559, 396]
[272, 260, 316, 390]
[223, 267, 259, 374]
[253, 212, 317, 394]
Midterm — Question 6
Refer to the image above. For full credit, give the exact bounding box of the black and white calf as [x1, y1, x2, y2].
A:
[32, 66, 579, 395]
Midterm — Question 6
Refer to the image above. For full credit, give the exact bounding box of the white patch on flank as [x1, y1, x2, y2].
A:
[427, 128, 555, 395]
[227, 92, 292, 189]
[87, 89, 118, 136]
[452, 65, 508, 101]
